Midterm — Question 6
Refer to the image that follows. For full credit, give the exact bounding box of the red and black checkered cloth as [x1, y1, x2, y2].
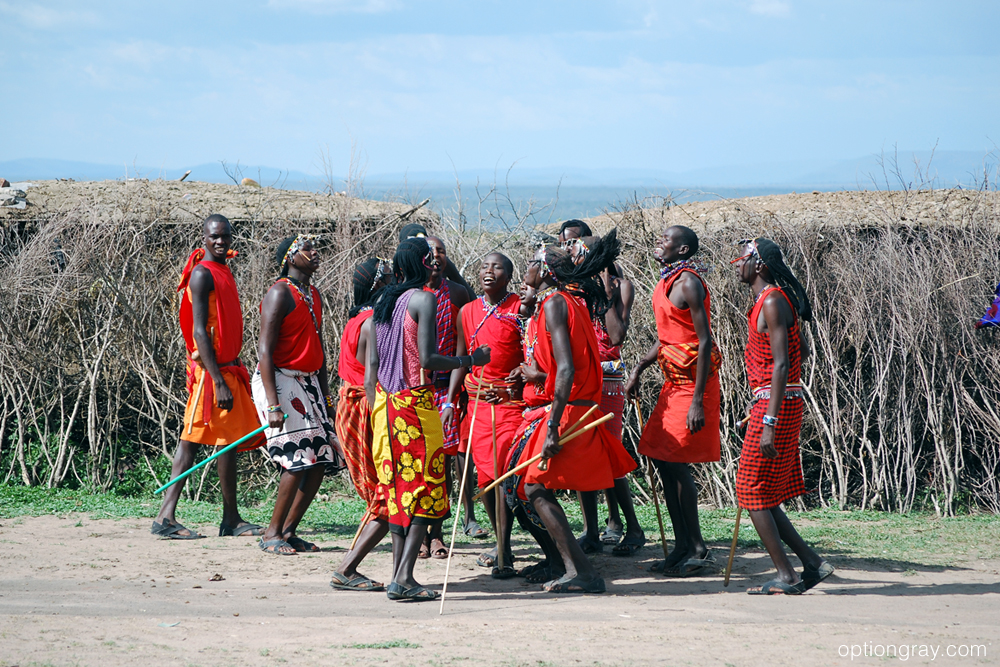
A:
[736, 286, 807, 511]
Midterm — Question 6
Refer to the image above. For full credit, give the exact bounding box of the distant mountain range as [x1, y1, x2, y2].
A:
[3, 150, 996, 192]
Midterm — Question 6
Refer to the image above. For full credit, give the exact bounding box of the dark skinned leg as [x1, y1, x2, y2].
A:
[526, 483, 598, 582]
[336, 517, 390, 578]
[652, 460, 691, 566]
[215, 446, 244, 528]
[604, 486, 624, 533]
[154, 440, 197, 535]
[747, 508, 800, 585]
[612, 477, 643, 541]
[579, 491, 602, 544]
[281, 465, 325, 539]
[393, 524, 433, 589]
[514, 509, 565, 576]
[480, 487, 514, 564]
[456, 452, 477, 522]
[662, 462, 707, 559]
[263, 469, 305, 555]
[770, 506, 823, 571]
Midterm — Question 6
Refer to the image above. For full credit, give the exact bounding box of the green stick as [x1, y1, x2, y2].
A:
[154, 420, 278, 494]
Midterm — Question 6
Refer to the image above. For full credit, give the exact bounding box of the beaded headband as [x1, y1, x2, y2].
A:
[281, 234, 317, 271]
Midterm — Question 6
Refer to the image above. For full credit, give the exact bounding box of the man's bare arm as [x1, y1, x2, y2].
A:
[189, 266, 233, 411]
[541, 294, 574, 461]
[683, 274, 712, 433]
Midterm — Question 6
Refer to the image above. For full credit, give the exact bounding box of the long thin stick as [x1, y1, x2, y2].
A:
[439, 369, 485, 615]
[633, 398, 670, 563]
[349, 509, 371, 551]
[472, 412, 616, 502]
[724, 507, 742, 587]
[187, 369, 207, 435]
[154, 420, 275, 494]
[490, 403, 504, 572]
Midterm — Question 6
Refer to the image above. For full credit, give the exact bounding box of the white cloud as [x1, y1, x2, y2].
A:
[266, 0, 401, 14]
[748, 0, 791, 18]
[0, 1, 98, 28]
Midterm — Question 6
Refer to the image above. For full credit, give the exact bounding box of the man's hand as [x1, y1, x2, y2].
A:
[214, 379, 234, 411]
[519, 362, 546, 385]
[625, 369, 642, 400]
[441, 406, 455, 429]
[541, 425, 562, 461]
[471, 345, 492, 366]
[686, 399, 705, 434]
[267, 409, 285, 430]
[481, 385, 505, 405]
[759, 425, 778, 459]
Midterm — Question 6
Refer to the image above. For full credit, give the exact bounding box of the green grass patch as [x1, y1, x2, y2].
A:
[1, 483, 997, 566]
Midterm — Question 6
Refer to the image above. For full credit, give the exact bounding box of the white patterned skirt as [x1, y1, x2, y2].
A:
[251, 366, 338, 472]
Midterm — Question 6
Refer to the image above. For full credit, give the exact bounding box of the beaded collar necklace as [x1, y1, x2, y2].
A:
[660, 258, 709, 283]
[282, 276, 320, 337]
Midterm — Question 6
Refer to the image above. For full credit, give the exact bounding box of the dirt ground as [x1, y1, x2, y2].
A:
[1, 515, 998, 667]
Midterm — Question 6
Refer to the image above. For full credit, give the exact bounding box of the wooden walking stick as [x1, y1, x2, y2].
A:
[472, 411, 616, 502]
[725, 412, 751, 587]
[439, 368, 486, 615]
[724, 506, 742, 587]
[633, 398, 670, 563]
[490, 403, 505, 572]
[349, 509, 371, 551]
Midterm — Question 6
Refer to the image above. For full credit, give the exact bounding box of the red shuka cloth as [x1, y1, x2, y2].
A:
[637, 269, 721, 463]
[460, 294, 525, 486]
[521, 316, 546, 407]
[736, 286, 807, 510]
[268, 281, 324, 373]
[521, 291, 635, 490]
[338, 309, 373, 386]
[176, 249, 259, 450]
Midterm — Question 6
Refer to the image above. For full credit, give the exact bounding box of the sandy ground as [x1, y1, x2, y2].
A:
[1, 515, 998, 667]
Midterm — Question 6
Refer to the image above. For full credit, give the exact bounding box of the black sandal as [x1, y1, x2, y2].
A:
[543, 574, 606, 594]
[611, 534, 646, 557]
[151, 519, 204, 540]
[219, 522, 263, 537]
[286, 536, 320, 552]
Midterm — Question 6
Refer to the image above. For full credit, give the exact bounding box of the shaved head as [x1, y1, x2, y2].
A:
[667, 225, 698, 259]
[203, 213, 232, 234]
[485, 251, 514, 275]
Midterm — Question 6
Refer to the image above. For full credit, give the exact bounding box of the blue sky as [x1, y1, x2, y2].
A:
[2, 0, 997, 177]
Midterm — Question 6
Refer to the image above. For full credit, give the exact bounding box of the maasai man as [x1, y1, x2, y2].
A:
[152, 214, 262, 540]
[252, 235, 341, 555]
[367, 237, 490, 601]
[626, 225, 721, 576]
[733, 238, 833, 595]
[331, 258, 393, 589]
[421, 235, 473, 558]
[400, 223, 476, 297]
[564, 229, 644, 557]
[445, 252, 524, 577]
[508, 234, 636, 594]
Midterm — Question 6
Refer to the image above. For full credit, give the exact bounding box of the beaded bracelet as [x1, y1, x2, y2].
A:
[442, 402, 455, 411]
[266, 404, 282, 413]
[762, 414, 779, 427]
[324, 394, 335, 408]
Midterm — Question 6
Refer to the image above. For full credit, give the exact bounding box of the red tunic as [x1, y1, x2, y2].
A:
[459, 294, 525, 486]
[338, 309, 373, 386]
[521, 290, 635, 491]
[176, 250, 259, 450]
[637, 269, 721, 463]
[736, 286, 807, 510]
[521, 316, 545, 407]
[269, 280, 323, 373]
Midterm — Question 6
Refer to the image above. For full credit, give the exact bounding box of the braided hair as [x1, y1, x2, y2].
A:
[755, 237, 813, 322]
[349, 257, 389, 318]
[373, 238, 430, 324]
[559, 219, 592, 239]
[275, 236, 297, 277]
[544, 229, 621, 317]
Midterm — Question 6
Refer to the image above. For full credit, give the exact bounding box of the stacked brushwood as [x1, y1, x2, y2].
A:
[0, 178, 436, 499]
[2, 178, 1000, 515]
